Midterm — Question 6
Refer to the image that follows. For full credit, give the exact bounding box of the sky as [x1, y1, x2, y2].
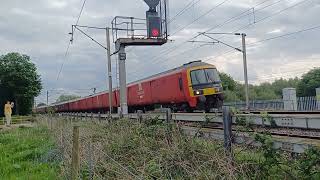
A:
[0, 0, 319, 104]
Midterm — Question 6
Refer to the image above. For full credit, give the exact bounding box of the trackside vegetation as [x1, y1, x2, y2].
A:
[46, 115, 320, 179]
[219, 67, 320, 102]
[1, 116, 319, 179]
[0, 126, 60, 179]
[96, 118, 320, 179]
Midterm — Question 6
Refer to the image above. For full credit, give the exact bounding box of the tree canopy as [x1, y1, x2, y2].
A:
[220, 73, 302, 102]
[297, 68, 320, 96]
[219, 72, 236, 91]
[56, 94, 81, 103]
[0, 53, 42, 115]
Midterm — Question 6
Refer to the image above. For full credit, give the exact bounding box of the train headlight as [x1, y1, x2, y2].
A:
[215, 87, 223, 92]
[194, 90, 203, 96]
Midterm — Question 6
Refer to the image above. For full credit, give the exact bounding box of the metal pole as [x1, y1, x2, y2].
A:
[106, 27, 113, 114]
[242, 33, 249, 110]
[47, 90, 49, 105]
[118, 45, 128, 116]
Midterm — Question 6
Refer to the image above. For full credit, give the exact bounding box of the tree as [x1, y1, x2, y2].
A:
[219, 72, 237, 91]
[271, 78, 300, 97]
[56, 94, 81, 103]
[252, 83, 278, 100]
[0, 53, 42, 115]
[297, 68, 320, 96]
[224, 90, 241, 102]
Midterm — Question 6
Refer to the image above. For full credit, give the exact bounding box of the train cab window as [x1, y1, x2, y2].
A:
[190, 68, 220, 85]
[191, 69, 207, 85]
[205, 68, 220, 83]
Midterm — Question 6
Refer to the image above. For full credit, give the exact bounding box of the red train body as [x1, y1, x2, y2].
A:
[36, 61, 223, 113]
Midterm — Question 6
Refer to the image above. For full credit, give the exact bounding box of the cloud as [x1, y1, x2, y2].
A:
[0, 0, 319, 103]
[267, 28, 282, 34]
[48, 0, 68, 9]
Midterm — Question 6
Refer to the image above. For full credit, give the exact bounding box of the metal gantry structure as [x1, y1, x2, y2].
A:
[111, 0, 169, 116]
[69, 0, 169, 116]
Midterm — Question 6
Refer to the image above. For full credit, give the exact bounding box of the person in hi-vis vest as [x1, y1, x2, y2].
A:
[4, 101, 13, 126]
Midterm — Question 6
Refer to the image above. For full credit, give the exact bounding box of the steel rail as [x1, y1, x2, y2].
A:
[183, 124, 320, 140]
[181, 126, 320, 154]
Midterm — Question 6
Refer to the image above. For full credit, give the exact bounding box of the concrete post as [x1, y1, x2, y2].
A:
[137, 110, 143, 123]
[316, 88, 320, 110]
[118, 45, 128, 116]
[98, 112, 101, 122]
[283, 88, 297, 111]
[165, 108, 172, 123]
[106, 27, 113, 115]
[241, 33, 250, 110]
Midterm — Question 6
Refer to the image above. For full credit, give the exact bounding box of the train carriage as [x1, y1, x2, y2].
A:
[37, 61, 223, 113]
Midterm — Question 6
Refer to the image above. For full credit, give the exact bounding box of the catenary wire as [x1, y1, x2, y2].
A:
[57, 0, 88, 81]
[168, 0, 201, 24]
[140, 0, 278, 69]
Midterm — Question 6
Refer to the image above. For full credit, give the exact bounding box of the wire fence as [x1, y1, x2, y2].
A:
[36, 115, 141, 179]
[0, 115, 33, 126]
[224, 96, 320, 111]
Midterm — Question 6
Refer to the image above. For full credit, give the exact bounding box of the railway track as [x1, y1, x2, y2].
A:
[180, 126, 320, 153]
[229, 110, 320, 114]
[128, 112, 320, 130]
[59, 111, 320, 153]
[61, 111, 320, 130]
[183, 123, 320, 140]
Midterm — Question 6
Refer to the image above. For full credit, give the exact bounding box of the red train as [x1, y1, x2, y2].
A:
[36, 61, 223, 113]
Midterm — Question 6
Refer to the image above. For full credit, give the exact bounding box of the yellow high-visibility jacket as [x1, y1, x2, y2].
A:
[4, 104, 12, 115]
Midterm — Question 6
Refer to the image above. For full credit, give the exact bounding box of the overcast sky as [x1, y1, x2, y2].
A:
[0, 0, 319, 104]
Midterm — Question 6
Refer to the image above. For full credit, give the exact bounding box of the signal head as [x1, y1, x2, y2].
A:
[143, 0, 160, 11]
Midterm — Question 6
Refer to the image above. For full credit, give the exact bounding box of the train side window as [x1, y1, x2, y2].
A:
[179, 78, 183, 91]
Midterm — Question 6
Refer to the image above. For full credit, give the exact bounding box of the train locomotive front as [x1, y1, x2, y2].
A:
[186, 63, 223, 112]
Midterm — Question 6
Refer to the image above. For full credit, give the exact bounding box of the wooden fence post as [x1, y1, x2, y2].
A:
[222, 106, 232, 156]
[98, 112, 101, 122]
[165, 108, 172, 144]
[71, 126, 80, 180]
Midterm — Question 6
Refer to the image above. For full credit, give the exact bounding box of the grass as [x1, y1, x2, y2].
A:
[0, 126, 60, 179]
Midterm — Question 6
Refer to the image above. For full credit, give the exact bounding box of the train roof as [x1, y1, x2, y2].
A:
[129, 60, 214, 85]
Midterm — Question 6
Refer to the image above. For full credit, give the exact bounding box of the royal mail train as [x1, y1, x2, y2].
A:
[36, 61, 224, 113]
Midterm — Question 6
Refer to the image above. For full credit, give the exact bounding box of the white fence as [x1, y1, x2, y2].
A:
[224, 96, 320, 111]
